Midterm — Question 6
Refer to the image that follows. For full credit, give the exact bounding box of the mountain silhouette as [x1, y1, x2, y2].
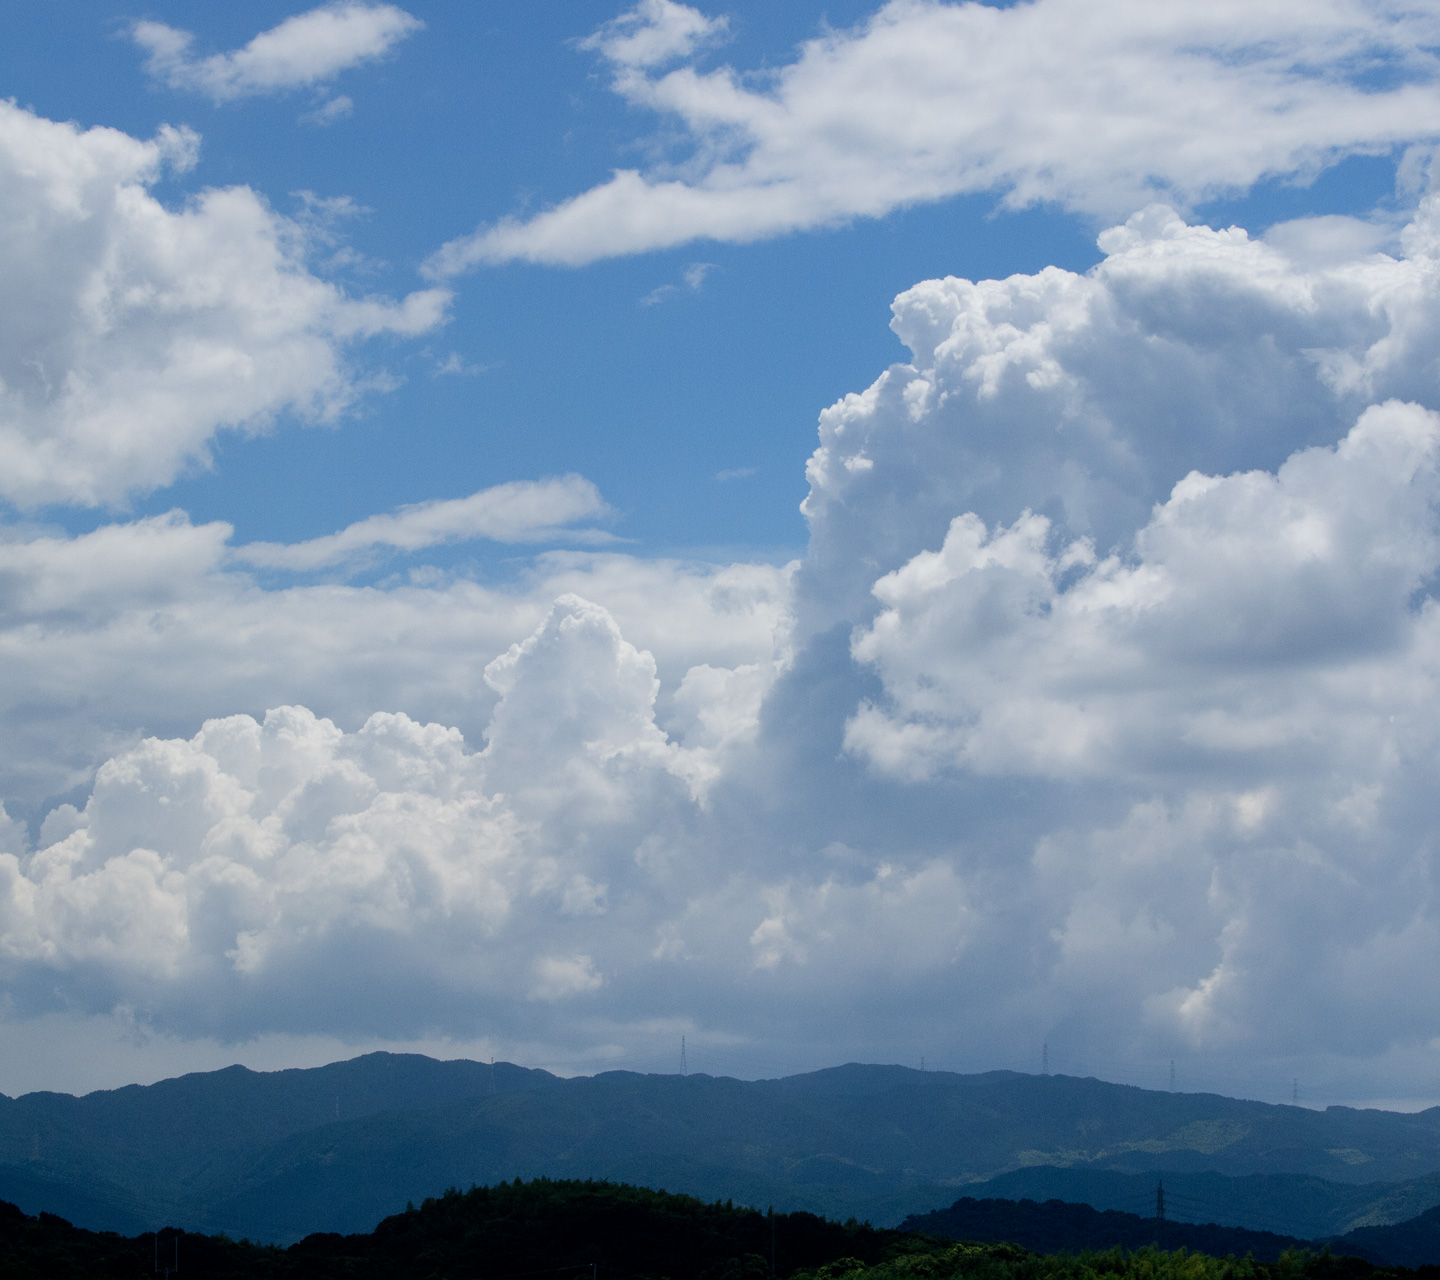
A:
[5, 1055, 1440, 1244]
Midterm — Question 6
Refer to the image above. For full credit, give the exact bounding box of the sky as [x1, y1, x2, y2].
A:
[1, 0, 1440, 1107]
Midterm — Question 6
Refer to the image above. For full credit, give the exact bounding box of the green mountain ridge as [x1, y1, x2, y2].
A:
[6, 1054, 1440, 1243]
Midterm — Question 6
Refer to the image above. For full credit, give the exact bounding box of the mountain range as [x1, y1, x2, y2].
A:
[6, 1054, 1440, 1244]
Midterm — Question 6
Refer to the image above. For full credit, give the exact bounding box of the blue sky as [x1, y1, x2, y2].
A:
[3, 0, 1440, 1105]
[3, 1, 1109, 561]
[1, 1, 1397, 563]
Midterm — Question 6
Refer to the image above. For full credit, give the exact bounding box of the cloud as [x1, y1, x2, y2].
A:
[639, 259, 717, 305]
[19, 167, 1440, 1093]
[764, 197, 1440, 1074]
[796, 199, 1440, 630]
[233, 476, 615, 570]
[133, 4, 422, 104]
[432, 351, 494, 377]
[845, 399, 1440, 782]
[531, 955, 604, 1001]
[0, 101, 448, 509]
[300, 95, 355, 126]
[0, 513, 795, 809]
[577, 0, 727, 71]
[0, 593, 742, 1037]
[429, 0, 1440, 272]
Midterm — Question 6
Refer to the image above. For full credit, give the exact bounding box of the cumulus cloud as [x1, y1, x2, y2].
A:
[797, 199, 1440, 629]
[233, 476, 615, 570]
[0, 101, 448, 509]
[133, 3, 422, 104]
[0, 513, 794, 808]
[20, 122, 1440, 1092]
[845, 399, 1440, 781]
[429, 0, 1440, 271]
[0, 592, 755, 1036]
[765, 196, 1440, 1076]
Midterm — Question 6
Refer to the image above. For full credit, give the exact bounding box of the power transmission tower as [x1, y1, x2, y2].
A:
[1292, 1078, 1298, 1105]
[1042, 1042, 1048, 1075]
[1169, 1060, 1175, 1092]
[681, 1036, 687, 1076]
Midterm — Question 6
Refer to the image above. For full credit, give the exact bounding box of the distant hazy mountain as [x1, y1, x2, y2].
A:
[961, 1166, 1440, 1241]
[4, 1055, 1440, 1244]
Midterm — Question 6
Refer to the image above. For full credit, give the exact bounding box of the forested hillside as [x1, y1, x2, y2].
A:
[2, 1179, 1435, 1280]
[6, 1056, 1440, 1242]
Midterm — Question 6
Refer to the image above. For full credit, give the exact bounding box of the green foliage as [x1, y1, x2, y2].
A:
[790, 1241, 1434, 1280]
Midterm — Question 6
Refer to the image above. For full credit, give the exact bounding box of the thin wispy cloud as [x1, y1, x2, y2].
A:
[429, 0, 1440, 271]
[234, 476, 615, 570]
[133, 2, 422, 104]
[640, 259, 718, 305]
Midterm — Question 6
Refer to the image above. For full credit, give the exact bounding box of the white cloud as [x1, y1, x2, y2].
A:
[530, 955, 604, 1000]
[429, 0, 1440, 271]
[0, 590, 761, 1036]
[432, 351, 494, 377]
[300, 95, 355, 126]
[0, 514, 794, 808]
[134, 4, 422, 104]
[771, 197, 1440, 1075]
[19, 139, 1440, 1094]
[796, 199, 1440, 630]
[845, 399, 1440, 782]
[233, 476, 615, 570]
[639, 259, 717, 305]
[577, 0, 727, 71]
[0, 101, 448, 509]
